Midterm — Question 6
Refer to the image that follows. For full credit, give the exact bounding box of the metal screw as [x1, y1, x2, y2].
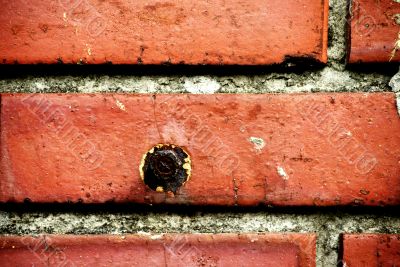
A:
[139, 144, 191, 194]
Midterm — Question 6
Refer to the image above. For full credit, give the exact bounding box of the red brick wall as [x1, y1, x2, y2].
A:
[0, 0, 399, 266]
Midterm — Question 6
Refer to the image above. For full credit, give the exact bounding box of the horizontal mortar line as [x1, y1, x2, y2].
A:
[1, 214, 399, 236]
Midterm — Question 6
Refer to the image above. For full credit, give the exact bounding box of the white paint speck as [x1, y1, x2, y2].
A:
[277, 166, 289, 180]
[85, 44, 92, 56]
[115, 100, 126, 111]
[248, 137, 265, 152]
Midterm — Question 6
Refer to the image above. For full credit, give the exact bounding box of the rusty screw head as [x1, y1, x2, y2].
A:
[139, 144, 191, 193]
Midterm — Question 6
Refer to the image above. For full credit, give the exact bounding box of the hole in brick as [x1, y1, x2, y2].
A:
[139, 144, 191, 194]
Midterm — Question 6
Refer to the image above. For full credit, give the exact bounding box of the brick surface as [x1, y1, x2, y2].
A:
[0, 0, 328, 65]
[341, 234, 400, 266]
[1, 93, 400, 206]
[0, 233, 316, 267]
[348, 0, 400, 63]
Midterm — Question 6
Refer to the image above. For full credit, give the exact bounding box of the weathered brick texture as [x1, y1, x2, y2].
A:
[0, 0, 328, 65]
[1, 93, 399, 206]
[341, 234, 400, 266]
[348, 0, 400, 63]
[0, 234, 316, 267]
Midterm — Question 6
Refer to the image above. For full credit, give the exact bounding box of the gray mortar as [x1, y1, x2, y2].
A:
[389, 67, 400, 115]
[1, 0, 400, 267]
[0, 67, 393, 94]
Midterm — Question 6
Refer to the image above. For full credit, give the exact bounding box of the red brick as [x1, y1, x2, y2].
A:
[1, 93, 400, 206]
[341, 234, 400, 266]
[0, 0, 328, 65]
[348, 0, 400, 63]
[0, 233, 316, 267]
